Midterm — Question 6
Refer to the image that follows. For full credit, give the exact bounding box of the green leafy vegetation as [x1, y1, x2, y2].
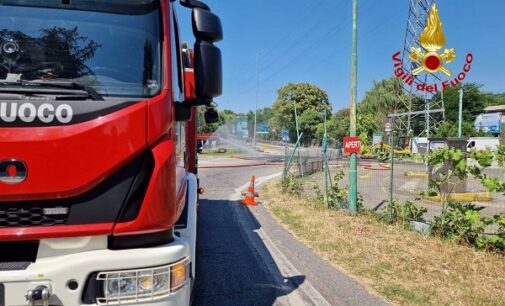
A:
[424, 146, 505, 253]
[263, 180, 505, 306]
[380, 200, 427, 229]
[208, 77, 505, 148]
[269, 82, 331, 145]
[430, 202, 505, 253]
[280, 174, 302, 196]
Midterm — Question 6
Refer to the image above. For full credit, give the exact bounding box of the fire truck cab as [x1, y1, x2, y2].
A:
[0, 0, 222, 305]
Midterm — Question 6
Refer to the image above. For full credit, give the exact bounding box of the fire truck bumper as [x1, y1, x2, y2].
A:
[0, 235, 192, 306]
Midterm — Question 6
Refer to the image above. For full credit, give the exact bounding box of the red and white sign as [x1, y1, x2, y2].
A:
[384, 122, 392, 132]
[343, 136, 362, 154]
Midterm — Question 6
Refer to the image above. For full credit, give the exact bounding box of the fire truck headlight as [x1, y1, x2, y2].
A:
[105, 272, 136, 297]
[96, 258, 189, 305]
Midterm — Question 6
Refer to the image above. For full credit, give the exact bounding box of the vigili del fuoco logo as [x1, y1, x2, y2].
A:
[392, 3, 473, 93]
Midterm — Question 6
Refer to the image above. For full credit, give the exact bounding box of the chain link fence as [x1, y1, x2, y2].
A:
[283, 149, 505, 233]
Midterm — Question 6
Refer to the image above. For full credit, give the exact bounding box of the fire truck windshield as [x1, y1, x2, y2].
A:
[0, 4, 162, 97]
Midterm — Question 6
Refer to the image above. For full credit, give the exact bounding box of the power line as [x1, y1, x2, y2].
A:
[248, 1, 379, 91]
[230, 1, 405, 109]
[257, 0, 341, 73]
[225, 0, 326, 90]
[231, 1, 383, 102]
[260, 0, 327, 59]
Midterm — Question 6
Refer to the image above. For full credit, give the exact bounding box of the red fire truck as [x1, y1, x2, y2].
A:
[0, 0, 222, 305]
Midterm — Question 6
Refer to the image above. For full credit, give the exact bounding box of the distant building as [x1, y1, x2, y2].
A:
[484, 105, 505, 114]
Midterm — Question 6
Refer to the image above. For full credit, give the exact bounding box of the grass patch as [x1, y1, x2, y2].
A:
[261, 180, 505, 306]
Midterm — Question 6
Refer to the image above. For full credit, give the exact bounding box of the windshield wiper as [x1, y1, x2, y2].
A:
[20, 80, 104, 101]
[0, 79, 104, 101]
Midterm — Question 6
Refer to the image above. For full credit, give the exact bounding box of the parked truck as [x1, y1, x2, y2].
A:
[0, 0, 222, 305]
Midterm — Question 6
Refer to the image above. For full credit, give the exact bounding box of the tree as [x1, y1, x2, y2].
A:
[357, 113, 376, 141]
[270, 83, 331, 145]
[220, 109, 237, 123]
[0, 27, 100, 80]
[359, 77, 406, 131]
[431, 83, 486, 125]
[331, 108, 350, 142]
[246, 107, 273, 139]
[298, 109, 324, 145]
[434, 121, 488, 138]
[197, 107, 237, 134]
[483, 92, 505, 107]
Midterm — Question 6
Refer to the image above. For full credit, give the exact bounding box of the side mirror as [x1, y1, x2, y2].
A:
[180, 0, 223, 106]
[204, 107, 219, 124]
[192, 8, 223, 42]
[180, 0, 209, 10]
[194, 41, 222, 101]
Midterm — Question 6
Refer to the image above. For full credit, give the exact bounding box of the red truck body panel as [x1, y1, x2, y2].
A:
[0, 0, 189, 241]
[0, 102, 147, 201]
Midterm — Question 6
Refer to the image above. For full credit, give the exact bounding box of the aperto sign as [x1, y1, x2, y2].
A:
[392, 4, 473, 93]
[343, 137, 362, 154]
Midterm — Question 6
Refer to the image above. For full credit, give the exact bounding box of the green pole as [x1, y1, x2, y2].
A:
[284, 133, 303, 177]
[458, 89, 463, 138]
[349, 0, 358, 214]
[389, 128, 394, 222]
[294, 103, 300, 140]
[283, 132, 304, 177]
[294, 103, 304, 176]
[323, 109, 328, 207]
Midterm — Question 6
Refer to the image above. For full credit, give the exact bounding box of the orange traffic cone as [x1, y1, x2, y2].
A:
[241, 176, 258, 206]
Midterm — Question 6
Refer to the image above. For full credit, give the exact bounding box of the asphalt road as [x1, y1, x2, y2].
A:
[193, 162, 387, 306]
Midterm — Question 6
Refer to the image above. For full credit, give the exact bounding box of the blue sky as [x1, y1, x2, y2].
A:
[178, 1, 505, 113]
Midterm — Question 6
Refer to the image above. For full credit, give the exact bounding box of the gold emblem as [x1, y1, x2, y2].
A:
[409, 4, 456, 76]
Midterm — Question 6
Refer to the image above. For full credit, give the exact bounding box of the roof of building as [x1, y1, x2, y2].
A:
[484, 105, 505, 112]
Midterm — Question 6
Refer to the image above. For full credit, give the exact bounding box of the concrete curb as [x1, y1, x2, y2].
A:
[404, 171, 429, 178]
[422, 192, 492, 202]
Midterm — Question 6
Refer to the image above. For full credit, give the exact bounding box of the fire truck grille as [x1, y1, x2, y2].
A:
[0, 207, 68, 228]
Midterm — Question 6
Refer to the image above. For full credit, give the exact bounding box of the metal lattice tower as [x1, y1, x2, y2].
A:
[391, 0, 445, 137]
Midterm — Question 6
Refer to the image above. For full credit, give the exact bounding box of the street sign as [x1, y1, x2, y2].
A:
[372, 133, 383, 145]
[237, 119, 249, 138]
[281, 129, 290, 143]
[343, 136, 362, 154]
[384, 122, 392, 132]
[256, 124, 269, 134]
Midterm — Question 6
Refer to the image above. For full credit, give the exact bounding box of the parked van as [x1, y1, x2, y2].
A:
[467, 137, 500, 151]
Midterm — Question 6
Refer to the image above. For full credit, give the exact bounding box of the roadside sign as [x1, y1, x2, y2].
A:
[372, 133, 383, 145]
[237, 119, 249, 138]
[281, 129, 290, 143]
[256, 124, 269, 134]
[384, 122, 392, 132]
[343, 136, 362, 154]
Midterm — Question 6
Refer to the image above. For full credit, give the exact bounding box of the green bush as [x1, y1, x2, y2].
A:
[280, 175, 302, 197]
[382, 200, 427, 229]
[312, 171, 365, 213]
[430, 202, 505, 253]
[425, 147, 505, 254]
